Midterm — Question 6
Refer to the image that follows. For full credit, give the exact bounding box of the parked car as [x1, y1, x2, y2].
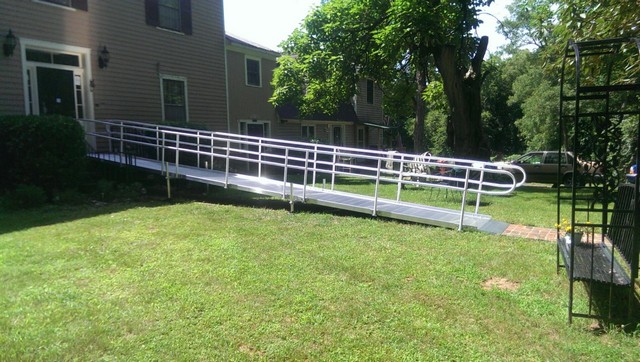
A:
[506, 151, 598, 186]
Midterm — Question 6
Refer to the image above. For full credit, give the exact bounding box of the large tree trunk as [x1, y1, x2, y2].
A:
[433, 36, 491, 160]
[413, 69, 427, 152]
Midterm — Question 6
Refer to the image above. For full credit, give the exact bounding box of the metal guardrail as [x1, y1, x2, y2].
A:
[80, 119, 526, 230]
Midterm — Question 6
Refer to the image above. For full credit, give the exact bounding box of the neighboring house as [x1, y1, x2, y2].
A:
[0, 0, 228, 131]
[225, 34, 391, 149]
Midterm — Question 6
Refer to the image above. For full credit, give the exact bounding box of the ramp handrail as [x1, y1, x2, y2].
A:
[80, 119, 526, 230]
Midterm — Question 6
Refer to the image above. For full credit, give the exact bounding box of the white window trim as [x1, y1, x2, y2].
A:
[238, 119, 271, 137]
[32, 0, 77, 11]
[160, 74, 189, 122]
[20, 38, 94, 120]
[244, 56, 262, 87]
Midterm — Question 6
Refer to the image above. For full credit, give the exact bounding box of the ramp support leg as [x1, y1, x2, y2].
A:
[289, 182, 295, 213]
[165, 162, 172, 200]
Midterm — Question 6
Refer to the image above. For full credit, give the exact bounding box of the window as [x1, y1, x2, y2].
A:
[239, 120, 270, 137]
[545, 152, 568, 165]
[26, 49, 80, 67]
[331, 126, 344, 146]
[302, 125, 316, 140]
[245, 57, 261, 87]
[159, 0, 181, 31]
[519, 153, 543, 164]
[161, 76, 188, 122]
[366, 79, 374, 104]
[145, 0, 192, 34]
[357, 127, 365, 148]
[37, 0, 88, 10]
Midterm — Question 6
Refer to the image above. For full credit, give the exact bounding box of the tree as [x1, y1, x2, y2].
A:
[481, 55, 525, 156]
[499, 0, 557, 51]
[271, 0, 494, 159]
[497, 0, 639, 153]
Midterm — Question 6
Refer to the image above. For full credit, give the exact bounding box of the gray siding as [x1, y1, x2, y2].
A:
[0, 0, 228, 131]
[226, 46, 279, 134]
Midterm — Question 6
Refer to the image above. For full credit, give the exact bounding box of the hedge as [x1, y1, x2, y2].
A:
[0, 115, 86, 195]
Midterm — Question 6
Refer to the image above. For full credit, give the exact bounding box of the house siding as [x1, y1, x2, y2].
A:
[354, 79, 387, 149]
[0, 0, 228, 131]
[226, 45, 279, 135]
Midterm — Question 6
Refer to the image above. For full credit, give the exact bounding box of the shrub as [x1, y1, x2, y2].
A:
[2, 184, 48, 209]
[0, 115, 86, 196]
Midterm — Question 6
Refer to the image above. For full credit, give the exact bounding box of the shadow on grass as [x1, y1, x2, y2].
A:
[0, 164, 389, 235]
[576, 282, 640, 331]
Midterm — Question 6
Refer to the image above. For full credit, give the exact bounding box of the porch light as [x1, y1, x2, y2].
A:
[3, 30, 17, 57]
[98, 46, 110, 69]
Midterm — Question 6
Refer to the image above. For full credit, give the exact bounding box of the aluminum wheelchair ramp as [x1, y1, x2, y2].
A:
[82, 119, 525, 232]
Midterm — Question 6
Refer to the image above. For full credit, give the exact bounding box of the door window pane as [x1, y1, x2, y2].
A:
[332, 126, 342, 145]
[162, 78, 187, 122]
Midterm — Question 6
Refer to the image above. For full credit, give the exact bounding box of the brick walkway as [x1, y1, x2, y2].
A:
[501, 224, 557, 241]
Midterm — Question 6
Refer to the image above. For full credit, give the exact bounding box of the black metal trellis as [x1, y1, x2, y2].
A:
[556, 38, 640, 324]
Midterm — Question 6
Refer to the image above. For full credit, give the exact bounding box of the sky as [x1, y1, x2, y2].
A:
[223, 0, 513, 56]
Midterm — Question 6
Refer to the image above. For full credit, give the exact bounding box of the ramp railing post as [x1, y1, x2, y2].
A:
[396, 154, 405, 202]
[209, 134, 214, 170]
[373, 159, 382, 217]
[156, 125, 160, 161]
[282, 148, 290, 198]
[161, 132, 166, 176]
[458, 168, 471, 231]
[196, 131, 201, 167]
[474, 162, 485, 214]
[175, 133, 180, 176]
[224, 140, 231, 188]
[303, 150, 309, 201]
[331, 148, 337, 191]
[312, 144, 318, 188]
[258, 139, 263, 178]
[119, 121, 124, 164]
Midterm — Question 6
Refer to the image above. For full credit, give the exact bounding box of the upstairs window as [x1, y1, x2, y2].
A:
[145, 0, 192, 35]
[37, 0, 88, 11]
[245, 57, 261, 87]
[366, 79, 374, 104]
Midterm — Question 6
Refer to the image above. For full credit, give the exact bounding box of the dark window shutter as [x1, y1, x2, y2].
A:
[71, 0, 88, 11]
[180, 0, 192, 35]
[145, 0, 160, 27]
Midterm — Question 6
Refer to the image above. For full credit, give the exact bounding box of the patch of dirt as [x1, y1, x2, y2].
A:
[481, 277, 520, 291]
[239, 344, 265, 357]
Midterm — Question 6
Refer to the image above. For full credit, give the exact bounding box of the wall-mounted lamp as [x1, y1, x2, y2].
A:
[98, 46, 110, 69]
[3, 29, 17, 57]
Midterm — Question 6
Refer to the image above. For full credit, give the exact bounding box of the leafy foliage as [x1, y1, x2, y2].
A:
[0, 115, 87, 196]
[272, 0, 493, 157]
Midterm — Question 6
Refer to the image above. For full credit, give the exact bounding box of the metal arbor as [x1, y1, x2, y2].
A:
[556, 38, 640, 323]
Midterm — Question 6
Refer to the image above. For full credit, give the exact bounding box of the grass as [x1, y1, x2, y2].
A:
[2, 182, 640, 360]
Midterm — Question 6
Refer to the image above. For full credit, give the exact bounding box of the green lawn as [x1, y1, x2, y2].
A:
[1, 184, 639, 360]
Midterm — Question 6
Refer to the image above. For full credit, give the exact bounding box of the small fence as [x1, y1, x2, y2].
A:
[80, 119, 526, 229]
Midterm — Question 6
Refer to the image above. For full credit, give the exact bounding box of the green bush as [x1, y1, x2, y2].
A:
[0, 115, 87, 196]
[2, 184, 48, 209]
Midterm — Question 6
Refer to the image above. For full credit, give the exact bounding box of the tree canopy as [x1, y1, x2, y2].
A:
[271, 0, 494, 159]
